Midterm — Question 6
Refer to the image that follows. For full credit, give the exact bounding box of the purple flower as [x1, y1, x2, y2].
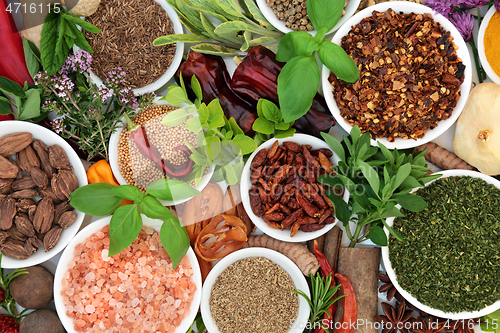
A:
[459, 0, 489, 8]
[51, 118, 64, 134]
[97, 85, 113, 102]
[496, 0, 500, 11]
[61, 50, 92, 74]
[424, 0, 460, 17]
[449, 10, 475, 42]
[88, 107, 101, 120]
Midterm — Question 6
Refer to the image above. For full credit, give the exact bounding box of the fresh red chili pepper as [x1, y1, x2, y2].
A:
[176, 51, 257, 136]
[334, 273, 358, 333]
[124, 114, 194, 178]
[314, 239, 337, 333]
[0, 0, 33, 86]
[0, 114, 15, 121]
[231, 45, 336, 138]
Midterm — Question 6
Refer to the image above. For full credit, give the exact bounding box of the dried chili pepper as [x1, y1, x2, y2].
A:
[230, 45, 336, 138]
[314, 239, 337, 333]
[0, 0, 33, 86]
[0, 114, 15, 121]
[124, 114, 194, 178]
[176, 51, 257, 136]
[334, 273, 358, 333]
[87, 159, 134, 206]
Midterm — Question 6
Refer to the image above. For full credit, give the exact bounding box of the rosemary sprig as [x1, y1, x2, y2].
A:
[292, 273, 345, 333]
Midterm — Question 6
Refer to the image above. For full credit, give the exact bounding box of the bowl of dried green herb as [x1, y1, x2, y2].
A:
[382, 169, 500, 319]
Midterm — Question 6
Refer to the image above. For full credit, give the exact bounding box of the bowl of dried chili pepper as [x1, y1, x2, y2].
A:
[322, 2, 472, 150]
[382, 169, 500, 320]
[240, 133, 349, 243]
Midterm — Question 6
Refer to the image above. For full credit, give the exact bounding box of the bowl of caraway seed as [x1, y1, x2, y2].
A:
[109, 100, 214, 206]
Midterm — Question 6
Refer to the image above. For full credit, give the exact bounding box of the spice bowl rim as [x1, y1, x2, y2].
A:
[321, 1, 473, 150]
[478, 5, 500, 85]
[381, 169, 500, 320]
[0, 120, 87, 269]
[108, 99, 215, 206]
[240, 133, 349, 243]
[75, 0, 184, 95]
[255, 0, 361, 36]
[200, 247, 311, 333]
[53, 214, 203, 333]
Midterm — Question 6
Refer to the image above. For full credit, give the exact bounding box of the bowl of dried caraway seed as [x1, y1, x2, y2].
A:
[382, 169, 500, 320]
[322, 2, 472, 150]
[201, 247, 310, 333]
[80, 0, 184, 94]
[108, 100, 214, 206]
[257, 0, 360, 35]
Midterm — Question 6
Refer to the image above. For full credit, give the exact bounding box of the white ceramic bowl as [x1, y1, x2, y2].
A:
[256, 0, 361, 35]
[382, 169, 500, 319]
[80, 0, 184, 95]
[54, 215, 202, 333]
[108, 99, 214, 206]
[201, 247, 310, 333]
[478, 5, 500, 85]
[322, 2, 473, 149]
[0, 121, 87, 269]
[240, 133, 349, 242]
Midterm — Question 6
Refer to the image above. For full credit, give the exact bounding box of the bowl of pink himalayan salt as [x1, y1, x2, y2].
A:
[53, 215, 202, 333]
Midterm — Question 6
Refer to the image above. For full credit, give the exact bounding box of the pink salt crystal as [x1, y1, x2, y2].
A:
[66, 288, 74, 296]
[138, 257, 147, 266]
[127, 314, 135, 323]
[110, 273, 117, 281]
[109, 299, 117, 307]
[97, 279, 105, 287]
[85, 305, 95, 314]
[85, 272, 95, 282]
[146, 294, 154, 303]
[174, 299, 181, 308]
[118, 272, 128, 280]
[146, 305, 154, 316]
[134, 307, 141, 315]
[140, 281, 147, 288]
[116, 302, 123, 309]
[101, 249, 110, 261]
[131, 298, 140, 307]
[118, 284, 127, 292]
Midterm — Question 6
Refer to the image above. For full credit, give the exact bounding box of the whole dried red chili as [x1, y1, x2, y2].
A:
[176, 51, 257, 136]
[0, 0, 33, 86]
[230, 45, 336, 138]
[314, 239, 337, 333]
[124, 114, 194, 178]
[334, 273, 358, 333]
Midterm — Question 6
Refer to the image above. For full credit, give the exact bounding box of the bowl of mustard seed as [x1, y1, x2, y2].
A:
[109, 100, 214, 205]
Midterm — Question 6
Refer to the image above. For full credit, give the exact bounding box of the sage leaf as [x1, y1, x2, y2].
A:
[139, 195, 173, 220]
[108, 205, 142, 256]
[215, 0, 243, 18]
[175, 0, 204, 29]
[278, 55, 320, 123]
[18, 89, 40, 121]
[22, 38, 40, 79]
[318, 41, 360, 83]
[161, 108, 189, 126]
[233, 134, 257, 155]
[274, 128, 295, 138]
[321, 132, 345, 161]
[112, 185, 144, 202]
[259, 99, 281, 123]
[247, 36, 277, 49]
[276, 31, 319, 62]
[199, 13, 219, 41]
[70, 183, 123, 216]
[0, 77, 26, 99]
[368, 225, 387, 246]
[146, 179, 201, 201]
[160, 216, 190, 269]
[252, 118, 274, 134]
[395, 194, 428, 212]
[325, 190, 349, 224]
[62, 14, 101, 33]
[239, 0, 274, 29]
[153, 34, 202, 46]
[306, 0, 343, 32]
[214, 21, 248, 35]
[178, 16, 210, 40]
[189, 3, 228, 23]
[357, 159, 380, 195]
[191, 43, 239, 56]
[241, 30, 253, 51]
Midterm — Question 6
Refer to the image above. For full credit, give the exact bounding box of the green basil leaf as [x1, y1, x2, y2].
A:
[233, 134, 257, 155]
[70, 183, 123, 216]
[276, 31, 319, 62]
[260, 99, 281, 123]
[161, 108, 189, 126]
[0, 77, 26, 99]
[62, 14, 101, 33]
[314, 27, 328, 43]
[108, 205, 142, 256]
[357, 159, 380, 195]
[274, 128, 296, 138]
[22, 38, 40, 79]
[146, 179, 201, 201]
[395, 194, 428, 212]
[191, 43, 239, 56]
[214, 21, 247, 35]
[318, 40, 360, 83]
[191, 75, 203, 101]
[325, 190, 349, 224]
[321, 132, 345, 161]
[215, 0, 243, 18]
[17, 89, 40, 120]
[161, 216, 190, 269]
[228, 117, 244, 136]
[139, 195, 173, 220]
[274, 122, 290, 131]
[306, 0, 343, 32]
[380, 207, 405, 219]
[368, 225, 388, 246]
[278, 55, 320, 123]
[112, 185, 144, 202]
[154, 34, 202, 46]
[393, 163, 411, 190]
[252, 118, 274, 134]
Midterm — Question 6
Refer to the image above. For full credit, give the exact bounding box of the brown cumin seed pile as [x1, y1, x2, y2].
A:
[84, 0, 176, 88]
[210, 257, 299, 333]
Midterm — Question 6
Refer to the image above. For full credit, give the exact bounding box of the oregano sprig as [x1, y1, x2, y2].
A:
[252, 98, 296, 145]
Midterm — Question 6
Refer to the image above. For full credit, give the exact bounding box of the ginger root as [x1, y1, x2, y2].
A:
[242, 234, 320, 276]
[414, 142, 475, 171]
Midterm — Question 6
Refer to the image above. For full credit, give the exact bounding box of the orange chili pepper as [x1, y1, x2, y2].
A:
[87, 160, 134, 206]
[194, 214, 248, 262]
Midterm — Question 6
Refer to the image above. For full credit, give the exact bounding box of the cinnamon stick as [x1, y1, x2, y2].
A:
[323, 226, 342, 273]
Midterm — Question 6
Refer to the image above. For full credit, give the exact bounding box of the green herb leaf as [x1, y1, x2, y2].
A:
[70, 183, 123, 216]
[112, 185, 144, 203]
[229, 117, 244, 136]
[314, 27, 328, 44]
[368, 225, 387, 246]
[62, 14, 101, 33]
[321, 132, 345, 161]
[161, 108, 189, 126]
[276, 31, 319, 62]
[274, 122, 291, 130]
[160, 216, 190, 269]
[393, 163, 411, 190]
[214, 21, 247, 35]
[233, 134, 257, 155]
[382, 219, 403, 242]
[259, 99, 281, 123]
[0, 97, 12, 115]
[185, 116, 203, 133]
[274, 128, 296, 138]
[163, 86, 190, 106]
[306, 0, 344, 32]
[190, 43, 240, 56]
[318, 41, 360, 83]
[394, 194, 428, 212]
[40, 10, 61, 75]
[17, 89, 40, 121]
[325, 190, 349, 224]
[223, 163, 239, 185]
[278, 55, 320, 123]
[252, 117, 274, 134]
[22, 38, 40, 79]
[357, 159, 380, 195]
[215, 0, 244, 18]
[380, 207, 405, 218]
[65, 21, 92, 53]
[146, 179, 201, 201]
[0, 77, 26, 99]
[108, 205, 142, 256]
[238, 0, 274, 29]
[154, 34, 202, 46]
[191, 73, 203, 101]
[139, 195, 173, 220]
[318, 174, 343, 190]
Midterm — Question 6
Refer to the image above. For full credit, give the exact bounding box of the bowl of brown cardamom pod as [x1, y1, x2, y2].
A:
[0, 121, 87, 268]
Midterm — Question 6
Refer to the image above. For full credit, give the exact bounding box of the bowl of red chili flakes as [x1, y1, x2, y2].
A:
[321, 2, 472, 150]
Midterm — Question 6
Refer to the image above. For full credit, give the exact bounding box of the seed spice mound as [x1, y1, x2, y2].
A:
[118, 105, 198, 191]
[329, 9, 465, 142]
[210, 257, 299, 333]
[61, 226, 197, 333]
[389, 176, 500, 313]
[84, 0, 176, 88]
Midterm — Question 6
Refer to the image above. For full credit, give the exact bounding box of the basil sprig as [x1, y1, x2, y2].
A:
[252, 98, 295, 145]
[318, 126, 441, 247]
[276, 0, 360, 123]
[70, 180, 200, 268]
